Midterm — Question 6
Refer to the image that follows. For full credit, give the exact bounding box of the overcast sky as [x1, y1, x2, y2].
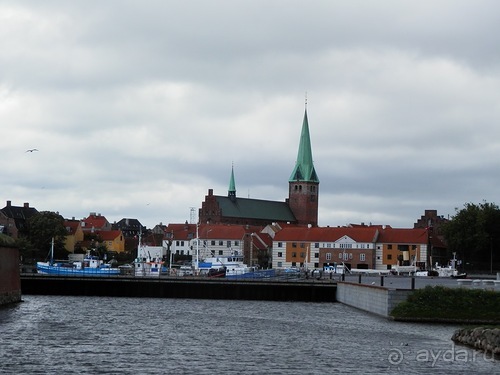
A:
[2, 0, 500, 229]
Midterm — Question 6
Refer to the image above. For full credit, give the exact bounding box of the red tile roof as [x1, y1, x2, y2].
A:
[378, 228, 429, 244]
[274, 226, 379, 243]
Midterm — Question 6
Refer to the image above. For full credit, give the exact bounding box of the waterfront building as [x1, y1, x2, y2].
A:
[272, 225, 378, 270]
[376, 227, 447, 270]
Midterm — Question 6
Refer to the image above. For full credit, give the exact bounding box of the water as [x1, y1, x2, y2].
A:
[0, 296, 497, 374]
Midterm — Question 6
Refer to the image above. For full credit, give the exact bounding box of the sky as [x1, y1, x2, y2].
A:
[2, 0, 500, 229]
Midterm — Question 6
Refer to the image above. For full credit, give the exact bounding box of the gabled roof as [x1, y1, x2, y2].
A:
[289, 109, 319, 183]
[81, 214, 110, 230]
[165, 223, 197, 241]
[64, 220, 81, 235]
[99, 230, 123, 241]
[1, 202, 38, 221]
[215, 196, 296, 223]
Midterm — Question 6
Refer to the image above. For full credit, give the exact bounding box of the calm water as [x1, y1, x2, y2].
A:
[0, 296, 497, 374]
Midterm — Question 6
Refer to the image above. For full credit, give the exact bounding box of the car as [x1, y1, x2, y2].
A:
[285, 266, 300, 273]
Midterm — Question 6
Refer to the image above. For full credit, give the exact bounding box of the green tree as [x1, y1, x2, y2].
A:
[442, 201, 500, 272]
[26, 211, 68, 260]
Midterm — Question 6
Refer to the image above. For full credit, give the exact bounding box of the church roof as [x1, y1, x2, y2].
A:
[214, 196, 297, 223]
[289, 109, 319, 183]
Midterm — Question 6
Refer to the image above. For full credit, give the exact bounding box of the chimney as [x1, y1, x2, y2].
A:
[6, 200, 11, 207]
[24, 202, 29, 208]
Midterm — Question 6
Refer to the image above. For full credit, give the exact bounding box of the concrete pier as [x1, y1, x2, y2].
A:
[336, 281, 413, 318]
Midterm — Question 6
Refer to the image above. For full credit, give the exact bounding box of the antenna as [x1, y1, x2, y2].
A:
[305, 91, 308, 109]
[190, 207, 196, 224]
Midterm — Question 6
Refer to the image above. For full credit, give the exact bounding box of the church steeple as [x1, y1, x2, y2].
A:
[228, 164, 236, 201]
[289, 109, 319, 183]
[288, 105, 319, 227]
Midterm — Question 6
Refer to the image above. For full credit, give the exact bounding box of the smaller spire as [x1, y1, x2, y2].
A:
[228, 163, 236, 200]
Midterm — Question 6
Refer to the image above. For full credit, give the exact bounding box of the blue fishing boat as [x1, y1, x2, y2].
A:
[36, 238, 120, 276]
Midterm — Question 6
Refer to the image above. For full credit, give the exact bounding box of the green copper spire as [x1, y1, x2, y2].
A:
[289, 109, 319, 183]
[228, 164, 236, 199]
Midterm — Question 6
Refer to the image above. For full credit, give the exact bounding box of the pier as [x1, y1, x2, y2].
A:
[20, 274, 337, 302]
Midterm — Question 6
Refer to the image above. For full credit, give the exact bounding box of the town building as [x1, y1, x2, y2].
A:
[63, 218, 84, 253]
[0, 201, 38, 238]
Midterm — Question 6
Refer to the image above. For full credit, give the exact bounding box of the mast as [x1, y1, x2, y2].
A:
[50, 237, 54, 266]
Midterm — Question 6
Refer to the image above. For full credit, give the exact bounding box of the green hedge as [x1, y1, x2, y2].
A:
[391, 285, 500, 322]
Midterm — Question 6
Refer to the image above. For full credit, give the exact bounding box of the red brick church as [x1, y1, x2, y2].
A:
[199, 108, 320, 227]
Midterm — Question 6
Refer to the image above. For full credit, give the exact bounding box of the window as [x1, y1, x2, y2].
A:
[326, 253, 332, 261]
[219, 241, 223, 246]
[211, 240, 215, 246]
[300, 243, 305, 248]
[277, 261, 283, 268]
[292, 242, 297, 248]
[343, 253, 349, 261]
[300, 252, 305, 258]
[292, 252, 297, 258]
[387, 254, 392, 260]
[278, 242, 283, 248]
[314, 243, 319, 248]
[338, 253, 342, 259]
[176, 241, 180, 246]
[181, 241, 185, 246]
[218, 250, 223, 255]
[226, 241, 231, 247]
[234, 240, 239, 246]
[388, 245, 392, 250]
[277, 252, 283, 258]
[360, 253, 366, 261]
[314, 252, 319, 258]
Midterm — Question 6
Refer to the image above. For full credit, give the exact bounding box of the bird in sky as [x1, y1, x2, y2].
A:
[25, 149, 39, 152]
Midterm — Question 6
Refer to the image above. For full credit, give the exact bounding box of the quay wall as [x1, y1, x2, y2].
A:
[21, 275, 337, 302]
[336, 281, 413, 318]
[0, 246, 22, 306]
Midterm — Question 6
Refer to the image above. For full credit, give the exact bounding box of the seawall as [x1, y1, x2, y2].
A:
[21, 275, 337, 302]
[0, 246, 22, 306]
[336, 281, 413, 318]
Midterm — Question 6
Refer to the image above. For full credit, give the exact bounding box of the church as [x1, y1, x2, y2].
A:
[198, 108, 320, 227]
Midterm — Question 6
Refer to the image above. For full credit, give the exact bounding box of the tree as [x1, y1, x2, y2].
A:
[442, 201, 500, 272]
[26, 211, 68, 260]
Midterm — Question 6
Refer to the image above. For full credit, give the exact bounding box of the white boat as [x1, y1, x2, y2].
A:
[133, 231, 167, 277]
[414, 253, 467, 278]
[199, 254, 275, 279]
[134, 256, 165, 277]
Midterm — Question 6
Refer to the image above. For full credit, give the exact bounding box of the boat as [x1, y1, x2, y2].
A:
[199, 254, 275, 279]
[36, 238, 120, 276]
[414, 253, 467, 278]
[134, 256, 165, 277]
[133, 232, 167, 277]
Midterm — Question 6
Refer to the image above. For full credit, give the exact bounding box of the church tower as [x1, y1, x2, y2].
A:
[288, 108, 319, 226]
[228, 164, 236, 201]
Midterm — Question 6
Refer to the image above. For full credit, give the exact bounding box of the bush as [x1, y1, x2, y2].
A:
[391, 285, 500, 322]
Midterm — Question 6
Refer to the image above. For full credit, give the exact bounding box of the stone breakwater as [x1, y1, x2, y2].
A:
[452, 327, 500, 356]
